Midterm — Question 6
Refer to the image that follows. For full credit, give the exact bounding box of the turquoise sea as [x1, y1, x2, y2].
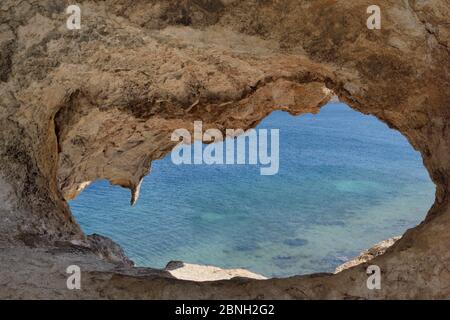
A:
[70, 103, 435, 278]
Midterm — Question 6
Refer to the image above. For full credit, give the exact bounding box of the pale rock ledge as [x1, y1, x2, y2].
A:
[165, 261, 267, 281]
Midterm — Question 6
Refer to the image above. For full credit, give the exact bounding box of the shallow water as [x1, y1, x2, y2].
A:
[70, 103, 435, 278]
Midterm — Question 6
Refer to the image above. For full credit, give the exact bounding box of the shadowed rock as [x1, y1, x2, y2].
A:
[283, 238, 308, 247]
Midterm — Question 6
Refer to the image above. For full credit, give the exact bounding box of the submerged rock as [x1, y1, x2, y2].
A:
[283, 238, 308, 247]
[233, 243, 261, 252]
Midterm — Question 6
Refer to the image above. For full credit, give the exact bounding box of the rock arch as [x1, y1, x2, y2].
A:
[0, 0, 448, 298]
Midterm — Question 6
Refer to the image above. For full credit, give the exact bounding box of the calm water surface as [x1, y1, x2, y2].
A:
[70, 103, 435, 277]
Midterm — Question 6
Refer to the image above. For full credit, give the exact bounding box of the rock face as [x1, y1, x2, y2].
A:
[334, 237, 401, 274]
[0, 0, 449, 299]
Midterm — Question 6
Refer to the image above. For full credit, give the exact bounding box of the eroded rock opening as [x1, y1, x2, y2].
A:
[68, 102, 436, 279]
[0, 0, 449, 299]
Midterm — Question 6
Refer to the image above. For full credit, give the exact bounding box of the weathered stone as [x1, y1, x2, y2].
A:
[165, 261, 267, 281]
[334, 237, 401, 274]
[0, 0, 449, 299]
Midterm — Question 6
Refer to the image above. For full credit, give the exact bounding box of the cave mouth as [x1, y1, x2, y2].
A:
[69, 102, 435, 278]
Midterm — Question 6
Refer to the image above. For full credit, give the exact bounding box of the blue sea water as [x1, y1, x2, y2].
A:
[70, 103, 435, 278]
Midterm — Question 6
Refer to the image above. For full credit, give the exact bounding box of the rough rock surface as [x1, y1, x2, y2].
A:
[334, 237, 401, 274]
[0, 0, 449, 299]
